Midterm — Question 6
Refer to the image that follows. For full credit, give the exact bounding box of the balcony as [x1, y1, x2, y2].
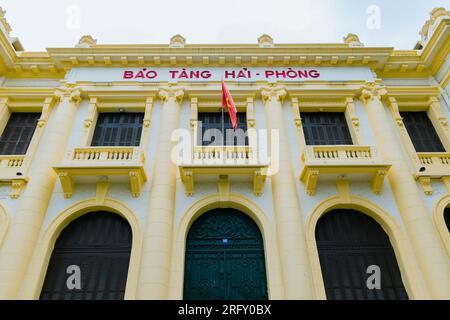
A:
[300, 145, 391, 195]
[414, 152, 450, 194]
[179, 146, 269, 196]
[0, 155, 28, 198]
[53, 146, 147, 198]
[416, 152, 450, 177]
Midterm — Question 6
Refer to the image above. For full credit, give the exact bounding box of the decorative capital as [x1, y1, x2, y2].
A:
[358, 82, 387, 104]
[54, 84, 82, 106]
[261, 85, 286, 103]
[54, 89, 64, 103]
[159, 87, 185, 104]
[70, 89, 82, 105]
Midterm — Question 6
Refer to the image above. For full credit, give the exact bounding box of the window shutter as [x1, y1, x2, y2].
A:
[0, 113, 40, 155]
[198, 112, 248, 146]
[400, 112, 445, 152]
[39, 212, 132, 300]
[301, 112, 353, 145]
[91, 113, 144, 147]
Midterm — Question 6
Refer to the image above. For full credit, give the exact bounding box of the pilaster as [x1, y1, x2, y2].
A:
[0, 83, 81, 299]
[138, 86, 184, 299]
[260, 85, 313, 299]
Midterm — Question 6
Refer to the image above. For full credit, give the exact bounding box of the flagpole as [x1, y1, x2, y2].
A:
[221, 103, 224, 145]
[221, 79, 225, 145]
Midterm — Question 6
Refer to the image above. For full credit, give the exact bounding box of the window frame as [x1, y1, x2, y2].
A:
[190, 96, 256, 148]
[300, 111, 354, 146]
[290, 96, 363, 152]
[399, 111, 446, 152]
[0, 95, 55, 198]
[0, 112, 41, 155]
[196, 111, 249, 147]
[387, 96, 450, 155]
[90, 112, 145, 147]
[83, 96, 153, 147]
[386, 94, 450, 194]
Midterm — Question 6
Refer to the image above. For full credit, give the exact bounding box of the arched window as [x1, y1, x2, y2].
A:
[184, 209, 267, 300]
[315, 209, 408, 300]
[40, 211, 132, 300]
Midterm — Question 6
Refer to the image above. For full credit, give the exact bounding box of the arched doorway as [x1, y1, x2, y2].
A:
[315, 209, 408, 300]
[39, 211, 132, 300]
[183, 208, 268, 300]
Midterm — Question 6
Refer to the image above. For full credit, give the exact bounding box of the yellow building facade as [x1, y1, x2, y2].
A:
[0, 7, 449, 300]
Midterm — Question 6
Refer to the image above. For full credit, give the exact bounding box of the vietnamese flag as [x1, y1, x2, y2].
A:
[221, 79, 238, 130]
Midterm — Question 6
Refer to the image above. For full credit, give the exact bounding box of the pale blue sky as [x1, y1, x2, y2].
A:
[1, 0, 449, 51]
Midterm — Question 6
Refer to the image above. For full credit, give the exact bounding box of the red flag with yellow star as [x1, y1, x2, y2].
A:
[221, 79, 238, 130]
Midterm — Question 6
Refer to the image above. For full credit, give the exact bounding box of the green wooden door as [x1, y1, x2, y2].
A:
[183, 209, 268, 300]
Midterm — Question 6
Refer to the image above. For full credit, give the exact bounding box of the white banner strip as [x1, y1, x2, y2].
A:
[66, 67, 375, 83]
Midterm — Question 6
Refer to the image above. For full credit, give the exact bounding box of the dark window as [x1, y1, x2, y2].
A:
[198, 112, 248, 146]
[0, 113, 40, 155]
[316, 210, 409, 300]
[184, 209, 268, 300]
[91, 113, 143, 147]
[40, 212, 132, 300]
[301, 112, 353, 145]
[401, 112, 445, 152]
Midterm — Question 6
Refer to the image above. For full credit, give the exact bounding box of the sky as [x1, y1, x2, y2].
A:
[0, 0, 449, 52]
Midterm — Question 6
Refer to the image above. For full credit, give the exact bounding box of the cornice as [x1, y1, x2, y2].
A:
[385, 86, 440, 97]
[0, 17, 447, 80]
[441, 69, 450, 87]
[420, 17, 450, 74]
[385, 85, 441, 107]
[0, 86, 56, 99]
[0, 23, 17, 67]
[44, 45, 393, 71]
[85, 89, 158, 100]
